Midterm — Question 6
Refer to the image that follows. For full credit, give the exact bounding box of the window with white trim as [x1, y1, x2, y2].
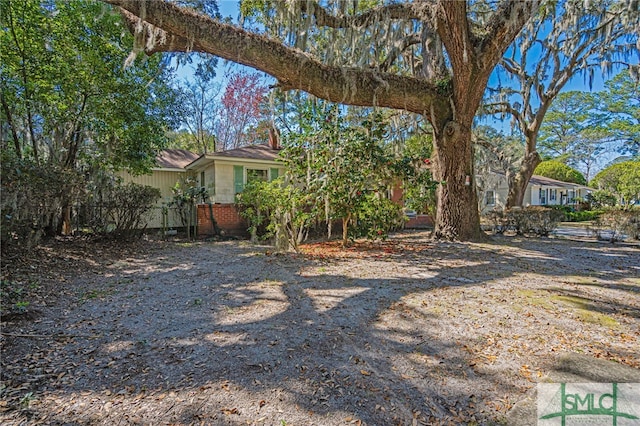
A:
[485, 190, 495, 206]
[247, 168, 268, 183]
[539, 188, 547, 205]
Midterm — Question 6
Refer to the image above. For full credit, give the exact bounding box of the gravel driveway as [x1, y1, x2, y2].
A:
[1, 232, 638, 425]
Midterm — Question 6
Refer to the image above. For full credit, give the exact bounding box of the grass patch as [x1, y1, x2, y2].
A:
[515, 289, 554, 310]
[552, 295, 619, 328]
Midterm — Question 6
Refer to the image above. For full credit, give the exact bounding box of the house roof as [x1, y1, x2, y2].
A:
[210, 144, 281, 161]
[529, 174, 592, 190]
[186, 144, 282, 169]
[156, 149, 200, 170]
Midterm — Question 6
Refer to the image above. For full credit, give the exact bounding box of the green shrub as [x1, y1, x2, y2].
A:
[549, 205, 602, 222]
[108, 183, 161, 237]
[237, 180, 405, 250]
[351, 193, 406, 241]
[1, 154, 84, 254]
[483, 206, 565, 236]
[510, 206, 565, 236]
[565, 210, 602, 222]
[586, 190, 617, 209]
[237, 178, 314, 252]
[84, 180, 161, 239]
[482, 209, 512, 234]
[590, 208, 640, 242]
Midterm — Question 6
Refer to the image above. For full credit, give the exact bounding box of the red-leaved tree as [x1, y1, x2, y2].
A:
[215, 71, 269, 151]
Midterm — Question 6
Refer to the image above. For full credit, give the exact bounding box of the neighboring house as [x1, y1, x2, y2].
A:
[118, 149, 199, 229]
[480, 174, 594, 213]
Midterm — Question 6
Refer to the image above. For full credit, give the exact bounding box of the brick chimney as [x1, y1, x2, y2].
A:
[268, 127, 280, 150]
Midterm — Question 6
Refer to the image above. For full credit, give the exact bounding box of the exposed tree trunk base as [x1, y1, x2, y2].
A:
[62, 205, 73, 236]
[431, 121, 485, 242]
[432, 221, 490, 243]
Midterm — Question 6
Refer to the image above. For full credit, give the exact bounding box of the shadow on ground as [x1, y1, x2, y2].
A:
[1, 232, 638, 425]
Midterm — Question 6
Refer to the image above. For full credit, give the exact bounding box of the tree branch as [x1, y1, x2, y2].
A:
[482, 101, 524, 129]
[379, 35, 422, 72]
[108, 1, 448, 117]
[477, 1, 539, 68]
[305, 2, 420, 28]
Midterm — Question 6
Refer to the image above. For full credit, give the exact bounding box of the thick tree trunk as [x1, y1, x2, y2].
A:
[432, 121, 485, 241]
[506, 149, 541, 208]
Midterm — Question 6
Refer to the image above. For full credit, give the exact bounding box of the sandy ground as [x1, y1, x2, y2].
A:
[1, 231, 639, 425]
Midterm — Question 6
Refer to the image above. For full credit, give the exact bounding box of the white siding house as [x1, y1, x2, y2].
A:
[480, 174, 594, 213]
[118, 144, 284, 234]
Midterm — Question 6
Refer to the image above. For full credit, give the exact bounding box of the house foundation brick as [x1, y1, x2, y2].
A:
[405, 214, 434, 229]
[197, 204, 248, 237]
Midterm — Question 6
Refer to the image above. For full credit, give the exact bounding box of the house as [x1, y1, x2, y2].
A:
[185, 144, 283, 203]
[118, 141, 284, 236]
[480, 174, 594, 213]
[118, 149, 199, 229]
[185, 143, 284, 236]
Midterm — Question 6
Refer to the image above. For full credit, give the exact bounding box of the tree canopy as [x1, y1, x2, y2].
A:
[1, 0, 181, 173]
[104, 0, 540, 241]
[601, 69, 640, 158]
[538, 91, 609, 181]
[534, 160, 587, 185]
[590, 160, 640, 205]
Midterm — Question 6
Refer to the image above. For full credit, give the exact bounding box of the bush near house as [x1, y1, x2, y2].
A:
[349, 193, 406, 241]
[590, 208, 640, 242]
[550, 205, 603, 222]
[1, 155, 84, 254]
[586, 190, 618, 209]
[237, 179, 405, 251]
[84, 181, 161, 239]
[484, 206, 565, 236]
[236, 178, 313, 252]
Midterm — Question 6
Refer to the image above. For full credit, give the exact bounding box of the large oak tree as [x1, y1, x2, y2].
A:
[105, 0, 538, 240]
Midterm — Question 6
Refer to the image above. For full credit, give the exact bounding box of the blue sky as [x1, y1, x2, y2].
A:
[219, 0, 240, 20]
[176, 1, 633, 174]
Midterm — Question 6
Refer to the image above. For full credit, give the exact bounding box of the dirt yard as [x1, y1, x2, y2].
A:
[1, 231, 638, 425]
